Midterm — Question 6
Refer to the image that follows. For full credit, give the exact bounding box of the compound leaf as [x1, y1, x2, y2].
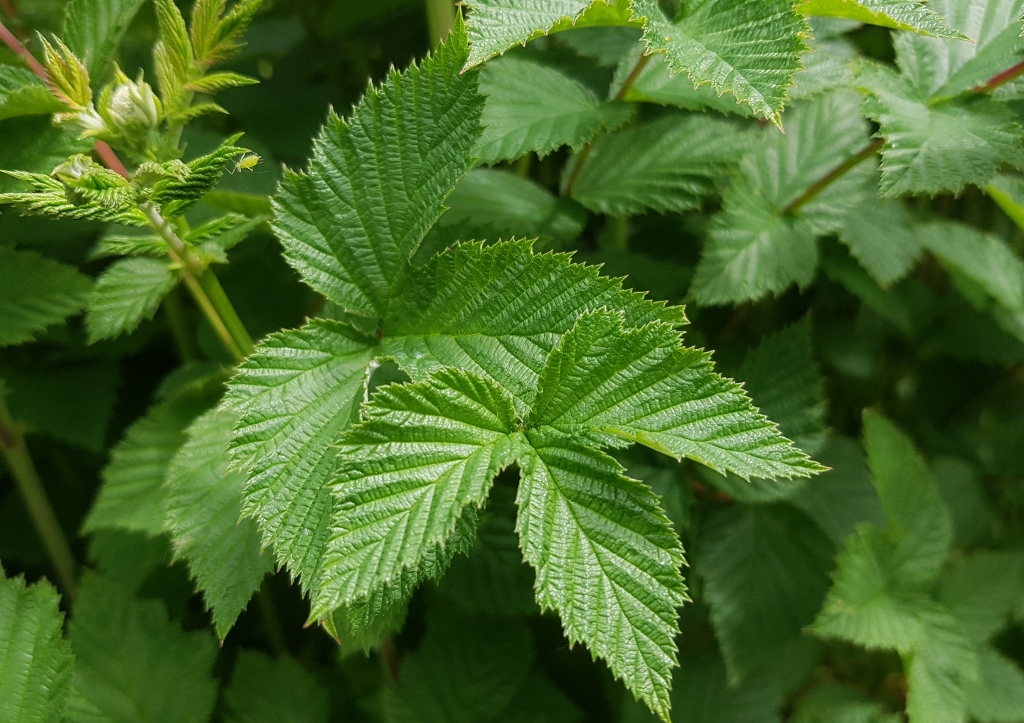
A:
[0, 246, 91, 347]
[0, 566, 73, 723]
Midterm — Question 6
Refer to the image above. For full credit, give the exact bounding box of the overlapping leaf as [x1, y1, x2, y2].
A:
[464, 0, 596, 66]
[86, 257, 178, 342]
[0, 66, 65, 121]
[0, 246, 92, 347]
[797, 0, 964, 38]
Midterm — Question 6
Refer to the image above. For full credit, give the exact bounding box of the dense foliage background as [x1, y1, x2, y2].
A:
[4, 0, 1024, 721]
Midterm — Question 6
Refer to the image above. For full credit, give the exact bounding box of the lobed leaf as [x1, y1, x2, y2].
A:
[85, 257, 178, 343]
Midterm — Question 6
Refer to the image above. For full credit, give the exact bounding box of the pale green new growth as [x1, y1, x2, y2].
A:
[633, 0, 810, 125]
[0, 566, 73, 723]
[797, 0, 965, 39]
[86, 257, 177, 342]
[164, 409, 273, 639]
[476, 56, 634, 164]
[0, 246, 92, 348]
[223, 651, 329, 723]
[67, 573, 218, 723]
[568, 113, 753, 215]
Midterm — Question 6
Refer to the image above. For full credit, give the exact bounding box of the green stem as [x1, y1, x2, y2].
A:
[142, 204, 253, 363]
[783, 138, 884, 216]
[425, 0, 455, 49]
[0, 396, 77, 601]
[602, 215, 630, 252]
[256, 579, 288, 656]
[162, 287, 199, 362]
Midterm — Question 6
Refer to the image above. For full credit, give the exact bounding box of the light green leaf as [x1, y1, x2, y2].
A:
[63, 0, 148, 77]
[936, 551, 1024, 644]
[797, 0, 965, 39]
[567, 113, 753, 215]
[0, 566, 73, 723]
[381, 240, 685, 413]
[735, 317, 827, 456]
[0, 66, 65, 120]
[863, 409, 953, 587]
[67, 573, 218, 723]
[223, 651, 329, 723]
[89, 232, 166, 260]
[464, 0, 594, 67]
[516, 429, 686, 721]
[965, 646, 1024, 723]
[476, 56, 634, 163]
[431, 168, 586, 246]
[620, 51, 757, 116]
[0, 170, 147, 226]
[529, 311, 822, 479]
[0, 246, 91, 347]
[699, 503, 835, 682]
[84, 385, 217, 536]
[314, 368, 521, 613]
[633, 0, 810, 124]
[692, 90, 872, 304]
[840, 198, 922, 287]
[274, 21, 483, 318]
[152, 137, 250, 217]
[904, 606, 978, 723]
[790, 37, 859, 100]
[85, 257, 178, 343]
[164, 409, 274, 639]
[222, 320, 374, 589]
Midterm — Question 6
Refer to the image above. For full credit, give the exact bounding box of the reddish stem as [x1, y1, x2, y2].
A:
[0, 19, 46, 79]
[95, 141, 130, 178]
[972, 59, 1024, 95]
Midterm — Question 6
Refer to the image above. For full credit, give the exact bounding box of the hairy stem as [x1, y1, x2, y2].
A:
[783, 138, 884, 216]
[425, 0, 455, 49]
[0, 395, 77, 601]
[143, 205, 253, 363]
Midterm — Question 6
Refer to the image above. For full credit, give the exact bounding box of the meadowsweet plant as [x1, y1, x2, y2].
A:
[2, 0, 1024, 720]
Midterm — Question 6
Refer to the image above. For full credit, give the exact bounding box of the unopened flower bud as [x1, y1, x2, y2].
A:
[56, 105, 107, 139]
[102, 71, 162, 134]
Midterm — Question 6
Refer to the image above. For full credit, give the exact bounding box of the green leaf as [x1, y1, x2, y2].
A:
[0, 566, 73, 723]
[222, 320, 375, 589]
[691, 90, 872, 304]
[620, 51, 757, 116]
[567, 113, 753, 215]
[792, 682, 902, 723]
[698, 503, 835, 682]
[430, 168, 586, 246]
[839, 198, 922, 287]
[796, 0, 965, 39]
[516, 429, 686, 721]
[151, 137, 249, 217]
[790, 36, 859, 100]
[633, 0, 810, 124]
[164, 409, 274, 639]
[463, 0, 594, 67]
[87, 529, 171, 592]
[0, 246, 91, 347]
[383, 612, 535, 722]
[735, 317, 827, 456]
[904, 606, 978, 723]
[965, 646, 1024, 723]
[529, 311, 822, 479]
[0, 66, 65, 121]
[0, 170, 147, 226]
[84, 385, 217, 536]
[85, 257, 178, 343]
[89, 232, 166, 259]
[862, 409, 953, 587]
[63, 0, 148, 77]
[936, 551, 1024, 644]
[314, 368, 521, 613]
[66, 573, 218, 723]
[476, 56, 634, 164]
[223, 651, 329, 723]
[0, 117, 90, 193]
[381, 240, 685, 412]
[273, 21, 483, 318]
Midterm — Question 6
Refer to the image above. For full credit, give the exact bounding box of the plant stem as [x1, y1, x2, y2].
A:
[971, 59, 1024, 95]
[256, 579, 288, 656]
[0, 19, 45, 78]
[783, 138, 884, 216]
[162, 288, 199, 362]
[614, 53, 652, 102]
[143, 205, 253, 363]
[425, 0, 455, 49]
[0, 396, 77, 601]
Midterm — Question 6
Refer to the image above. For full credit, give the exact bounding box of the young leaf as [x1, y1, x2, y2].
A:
[796, 0, 965, 39]
[691, 89, 872, 304]
[633, 0, 810, 124]
[86, 257, 178, 343]
[164, 409, 273, 639]
[699, 503, 835, 683]
[274, 19, 484, 318]
[223, 651, 329, 723]
[735, 317, 828, 456]
[476, 55, 634, 164]
[0, 170, 147, 226]
[314, 369, 521, 613]
[517, 429, 686, 721]
[63, 0, 148, 77]
[84, 385, 218, 536]
[0, 246, 92, 347]
[463, 0, 594, 67]
[151, 136, 250, 217]
[0, 566, 73, 723]
[567, 113, 753, 215]
[222, 320, 375, 589]
[66, 573, 218, 723]
[0, 66, 66, 121]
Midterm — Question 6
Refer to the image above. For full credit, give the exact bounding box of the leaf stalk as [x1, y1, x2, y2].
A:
[783, 138, 883, 216]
